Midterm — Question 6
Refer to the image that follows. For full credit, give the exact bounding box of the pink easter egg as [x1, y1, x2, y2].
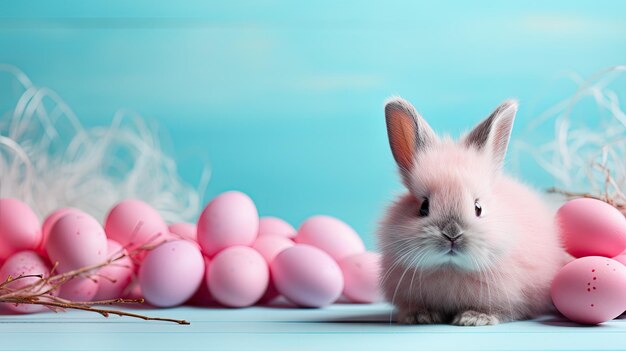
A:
[197, 191, 259, 257]
[295, 215, 365, 261]
[93, 239, 134, 300]
[272, 244, 344, 307]
[104, 199, 169, 251]
[258, 217, 296, 238]
[187, 256, 213, 306]
[46, 212, 108, 273]
[0, 198, 42, 261]
[252, 235, 295, 303]
[168, 222, 197, 242]
[551, 256, 626, 324]
[139, 240, 204, 307]
[339, 252, 383, 303]
[59, 276, 99, 302]
[613, 254, 626, 266]
[208, 246, 269, 307]
[40, 208, 80, 254]
[0, 251, 52, 313]
[557, 198, 626, 258]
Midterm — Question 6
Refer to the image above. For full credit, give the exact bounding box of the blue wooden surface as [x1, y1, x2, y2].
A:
[1, 303, 626, 350]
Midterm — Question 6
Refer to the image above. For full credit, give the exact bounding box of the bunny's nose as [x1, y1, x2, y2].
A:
[441, 222, 464, 242]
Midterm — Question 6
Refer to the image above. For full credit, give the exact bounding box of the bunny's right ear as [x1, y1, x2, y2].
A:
[385, 97, 437, 176]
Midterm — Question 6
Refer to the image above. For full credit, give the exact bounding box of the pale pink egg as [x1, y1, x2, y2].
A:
[339, 252, 383, 303]
[252, 235, 295, 303]
[613, 254, 626, 266]
[197, 191, 259, 257]
[208, 246, 269, 307]
[139, 240, 204, 307]
[93, 239, 134, 300]
[295, 215, 365, 261]
[272, 244, 343, 307]
[59, 276, 99, 301]
[187, 256, 213, 306]
[258, 217, 296, 238]
[551, 256, 626, 324]
[104, 199, 169, 251]
[0, 198, 42, 261]
[168, 222, 197, 242]
[40, 207, 80, 254]
[46, 212, 108, 273]
[0, 251, 52, 313]
[557, 198, 626, 258]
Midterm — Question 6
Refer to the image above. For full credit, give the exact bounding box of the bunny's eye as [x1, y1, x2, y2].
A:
[419, 198, 430, 217]
[474, 200, 482, 217]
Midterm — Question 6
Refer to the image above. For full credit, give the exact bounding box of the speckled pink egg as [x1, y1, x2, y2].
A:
[139, 240, 204, 307]
[551, 256, 626, 324]
[197, 191, 259, 257]
[40, 207, 80, 254]
[557, 198, 626, 258]
[208, 246, 269, 307]
[295, 215, 365, 261]
[0, 198, 42, 261]
[168, 222, 197, 242]
[339, 252, 383, 303]
[46, 212, 108, 273]
[258, 217, 296, 238]
[105, 199, 169, 251]
[613, 254, 626, 266]
[0, 251, 52, 313]
[59, 276, 99, 301]
[93, 239, 134, 300]
[272, 244, 343, 307]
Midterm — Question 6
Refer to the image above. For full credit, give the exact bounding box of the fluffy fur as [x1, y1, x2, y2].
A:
[378, 97, 567, 326]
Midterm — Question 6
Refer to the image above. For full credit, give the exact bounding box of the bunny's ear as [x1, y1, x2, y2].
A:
[463, 99, 518, 170]
[384, 97, 437, 174]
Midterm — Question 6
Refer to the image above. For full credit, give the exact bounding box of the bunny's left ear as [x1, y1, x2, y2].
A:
[463, 100, 518, 170]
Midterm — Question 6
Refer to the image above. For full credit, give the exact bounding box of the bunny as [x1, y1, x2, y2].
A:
[378, 97, 567, 326]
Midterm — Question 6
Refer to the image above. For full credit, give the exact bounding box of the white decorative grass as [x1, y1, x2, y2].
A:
[0, 64, 207, 223]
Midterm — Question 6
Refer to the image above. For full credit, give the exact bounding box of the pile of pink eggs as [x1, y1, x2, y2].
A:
[552, 198, 626, 324]
[0, 191, 382, 313]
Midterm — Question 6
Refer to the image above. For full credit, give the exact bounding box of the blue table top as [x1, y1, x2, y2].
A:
[1, 303, 625, 350]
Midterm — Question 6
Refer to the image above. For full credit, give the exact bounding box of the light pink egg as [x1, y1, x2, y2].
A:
[551, 256, 626, 324]
[0, 198, 42, 261]
[46, 212, 108, 273]
[339, 252, 383, 303]
[0, 251, 52, 313]
[252, 235, 295, 263]
[295, 215, 365, 261]
[252, 235, 295, 303]
[40, 207, 80, 255]
[613, 254, 626, 266]
[557, 198, 626, 258]
[93, 239, 134, 301]
[139, 240, 204, 307]
[208, 246, 269, 307]
[168, 222, 197, 242]
[59, 276, 99, 302]
[197, 191, 259, 257]
[272, 244, 343, 307]
[187, 256, 213, 306]
[258, 217, 296, 238]
[105, 199, 169, 251]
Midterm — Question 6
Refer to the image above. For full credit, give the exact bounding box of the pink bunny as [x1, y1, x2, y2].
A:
[378, 97, 567, 326]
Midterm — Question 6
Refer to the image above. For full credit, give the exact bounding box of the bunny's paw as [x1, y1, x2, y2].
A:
[397, 309, 445, 325]
[452, 310, 499, 326]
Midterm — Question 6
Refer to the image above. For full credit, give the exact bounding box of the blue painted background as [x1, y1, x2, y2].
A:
[1, 1, 625, 248]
